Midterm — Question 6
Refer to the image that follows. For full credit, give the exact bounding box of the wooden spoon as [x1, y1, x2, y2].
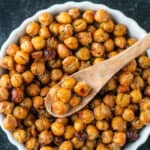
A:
[45, 34, 150, 118]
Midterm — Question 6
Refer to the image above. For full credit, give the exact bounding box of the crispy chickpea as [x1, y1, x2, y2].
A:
[80, 61, 91, 70]
[138, 55, 150, 69]
[117, 85, 130, 93]
[83, 9, 95, 24]
[49, 84, 61, 99]
[114, 24, 127, 36]
[0, 87, 9, 101]
[0, 56, 14, 70]
[94, 103, 111, 120]
[115, 36, 127, 48]
[86, 125, 99, 140]
[104, 39, 114, 52]
[23, 113, 35, 127]
[51, 69, 63, 81]
[6, 44, 19, 56]
[0, 74, 11, 88]
[63, 56, 80, 74]
[26, 137, 38, 150]
[90, 98, 101, 108]
[93, 57, 104, 64]
[26, 83, 40, 97]
[123, 59, 137, 72]
[11, 73, 23, 88]
[122, 108, 135, 122]
[74, 118, 85, 131]
[33, 96, 44, 109]
[22, 71, 34, 84]
[131, 76, 144, 90]
[69, 96, 81, 107]
[140, 110, 150, 124]
[13, 129, 27, 143]
[87, 25, 96, 33]
[68, 8, 80, 19]
[96, 120, 109, 131]
[72, 137, 84, 149]
[108, 51, 118, 58]
[14, 51, 29, 65]
[49, 22, 60, 35]
[52, 100, 69, 115]
[103, 94, 115, 107]
[112, 117, 126, 131]
[31, 36, 45, 50]
[19, 35, 31, 44]
[20, 39, 33, 53]
[39, 130, 53, 145]
[86, 140, 96, 149]
[91, 42, 105, 57]
[79, 109, 94, 124]
[38, 12, 53, 26]
[105, 78, 117, 91]
[40, 146, 53, 150]
[113, 132, 126, 147]
[0, 101, 14, 114]
[3, 114, 18, 131]
[64, 36, 78, 50]
[39, 26, 51, 39]
[59, 141, 73, 150]
[56, 118, 68, 125]
[140, 98, 150, 111]
[26, 22, 40, 36]
[101, 20, 115, 33]
[76, 47, 91, 60]
[48, 58, 62, 69]
[127, 38, 137, 46]
[74, 81, 91, 97]
[61, 76, 76, 89]
[102, 130, 113, 144]
[93, 28, 109, 42]
[51, 121, 65, 136]
[16, 64, 25, 73]
[130, 89, 142, 103]
[73, 19, 87, 32]
[56, 12, 72, 24]
[119, 72, 133, 86]
[95, 9, 110, 23]
[38, 71, 50, 85]
[143, 69, 150, 80]
[64, 125, 76, 139]
[114, 105, 123, 116]
[96, 144, 110, 150]
[145, 86, 150, 97]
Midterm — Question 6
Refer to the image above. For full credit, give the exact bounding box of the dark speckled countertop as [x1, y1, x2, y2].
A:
[0, 0, 150, 149]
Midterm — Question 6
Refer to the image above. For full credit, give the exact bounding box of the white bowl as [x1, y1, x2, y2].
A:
[0, 1, 150, 150]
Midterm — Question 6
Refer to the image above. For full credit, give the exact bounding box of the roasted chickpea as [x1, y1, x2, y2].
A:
[76, 47, 91, 60]
[22, 71, 34, 84]
[61, 76, 76, 89]
[144, 86, 150, 97]
[93, 28, 109, 42]
[0, 56, 14, 70]
[31, 36, 45, 50]
[113, 132, 126, 147]
[38, 12, 53, 26]
[26, 83, 40, 97]
[108, 51, 118, 58]
[20, 39, 33, 53]
[131, 76, 144, 90]
[49, 22, 60, 35]
[140, 110, 150, 124]
[40, 146, 53, 150]
[68, 8, 80, 19]
[48, 59, 62, 69]
[64, 125, 76, 139]
[103, 94, 115, 107]
[87, 25, 96, 33]
[39, 130, 53, 145]
[119, 72, 133, 86]
[101, 20, 115, 33]
[115, 37, 127, 49]
[101, 130, 113, 144]
[127, 38, 137, 46]
[73, 19, 87, 32]
[63, 56, 80, 74]
[122, 108, 135, 122]
[93, 57, 104, 64]
[69, 96, 81, 107]
[0, 74, 11, 88]
[114, 105, 124, 116]
[56, 118, 68, 125]
[59, 141, 73, 150]
[33, 96, 44, 109]
[19, 35, 31, 44]
[90, 98, 101, 108]
[74, 118, 85, 131]
[96, 144, 110, 150]
[26, 22, 40, 36]
[39, 26, 51, 39]
[26, 137, 38, 150]
[56, 12, 72, 24]
[64, 36, 78, 50]
[51, 69, 63, 81]
[86, 125, 99, 140]
[14, 51, 29, 65]
[79, 61, 91, 70]
[0, 87, 9, 101]
[72, 137, 84, 149]
[16, 64, 25, 73]
[0, 101, 14, 114]
[138, 55, 150, 69]
[83, 9, 95, 24]
[114, 24, 127, 36]
[6, 44, 19, 56]
[130, 89, 142, 103]
[96, 120, 109, 131]
[123, 60, 137, 72]
[13, 129, 27, 143]
[104, 39, 114, 52]
[11, 73, 23, 88]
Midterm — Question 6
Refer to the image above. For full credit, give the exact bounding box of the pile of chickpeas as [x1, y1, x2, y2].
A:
[0, 8, 150, 150]
[50, 76, 91, 115]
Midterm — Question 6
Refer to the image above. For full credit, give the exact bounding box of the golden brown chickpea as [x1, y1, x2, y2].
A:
[102, 130, 113, 144]
[38, 71, 50, 85]
[74, 81, 91, 97]
[85, 140, 96, 149]
[108, 51, 118, 58]
[114, 24, 127, 36]
[26, 83, 40, 97]
[0, 74, 11, 88]
[23, 113, 35, 127]
[115, 36, 126, 48]
[72, 137, 84, 149]
[113, 132, 126, 147]
[83, 9, 95, 24]
[143, 69, 150, 80]
[38, 12, 53, 26]
[79, 61, 91, 70]
[33, 96, 44, 109]
[48, 58, 62, 69]
[3, 114, 17, 131]
[56, 118, 68, 125]
[87, 25, 96, 33]
[19, 35, 31, 44]
[14, 51, 29, 65]
[116, 93, 131, 108]
[13, 129, 27, 143]
[10, 73, 23, 88]
[63, 56, 80, 74]
[96, 144, 110, 150]
[31, 36, 45, 50]
[51, 121, 65, 136]
[59, 141, 73, 150]
[114, 105, 124, 116]
[0, 56, 14, 70]
[91, 42, 105, 57]
[86, 125, 99, 140]
[20, 39, 33, 53]
[40, 86, 49, 97]
[100, 20, 115, 33]
[52, 100, 69, 115]
[0, 87, 9, 101]
[93, 28, 109, 42]
[122, 108, 135, 122]
[117, 85, 130, 93]
[73, 19, 87, 32]
[61, 76, 76, 89]
[79, 109, 94, 124]
[93, 58, 104, 64]
[0, 101, 14, 114]
[76, 47, 91, 60]
[26, 22, 40, 36]
[49, 22, 60, 35]
[68, 8, 80, 19]
[49, 84, 61, 99]
[140, 110, 150, 124]
[94, 103, 111, 120]
[64, 36, 78, 50]
[96, 120, 109, 131]
[20, 97, 32, 110]
[64, 125, 76, 139]
[105, 78, 117, 92]
[123, 59, 137, 72]
[104, 39, 114, 52]
[16, 64, 25, 73]
[40, 146, 53, 150]
[39, 26, 51, 39]
[138, 55, 150, 69]
[131, 119, 144, 130]
[103, 94, 115, 107]
[119, 72, 133, 86]
[127, 38, 137, 46]
[112, 116, 126, 131]
[56, 12, 72, 24]
[130, 89, 142, 103]
[145, 86, 150, 97]
[6, 44, 19, 56]
[74, 118, 85, 131]
[90, 98, 101, 108]
[95, 9, 110, 23]
[22, 71, 34, 84]
[131, 76, 144, 90]
[69, 95, 81, 107]
[140, 98, 150, 111]
[39, 130, 53, 145]
[25, 137, 38, 150]
[51, 69, 63, 81]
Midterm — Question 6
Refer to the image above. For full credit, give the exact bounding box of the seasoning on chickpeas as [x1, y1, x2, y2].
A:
[26, 22, 40, 36]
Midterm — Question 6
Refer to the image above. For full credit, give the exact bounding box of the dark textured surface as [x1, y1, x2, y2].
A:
[0, 0, 150, 149]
